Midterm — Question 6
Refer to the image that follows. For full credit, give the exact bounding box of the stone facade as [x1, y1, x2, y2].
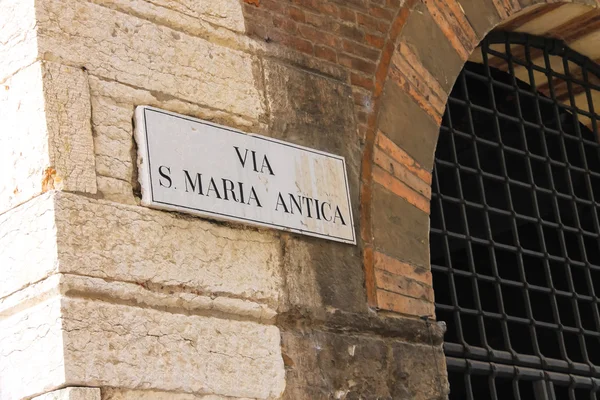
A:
[1, 0, 600, 399]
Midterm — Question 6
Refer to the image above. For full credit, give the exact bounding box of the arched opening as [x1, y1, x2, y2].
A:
[431, 31, 600, 398]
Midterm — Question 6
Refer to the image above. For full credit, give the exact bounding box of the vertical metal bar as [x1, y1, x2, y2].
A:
[560, 53, 594, 372]
[534, 379, 550, 400]
[459, 44, 513, 356]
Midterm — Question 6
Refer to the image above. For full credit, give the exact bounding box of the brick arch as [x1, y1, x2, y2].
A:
[362, 0, 600, 315]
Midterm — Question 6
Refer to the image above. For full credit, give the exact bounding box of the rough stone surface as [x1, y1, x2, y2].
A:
[102, 388, 254, 399]
[42, 61, 97, 194]
[0, 192, 57, 300]
[372, 184, 430, 269]
[33, 387, 101, 400]
[458, 0, 501, 38]
[0, 269, 282, 400]
[93, 0, 247, 33]
[402, 2, 464, 93]
[264, 60, 366, 314]
[59, 273, 277, 323]
[281, 330, 391, 399]
[0, 0, 37, 82]
[54, 192, 283, 307]
[391, 342, 449, 400]
[0, 63, 49, 213]
[61, 297, 285, 399]
[264, 60, 361, 197]
[378, 81, 440, 171]
[0, 60, 96, 215]
[0, 298, 65, 400]
[36, 0, 264, 120]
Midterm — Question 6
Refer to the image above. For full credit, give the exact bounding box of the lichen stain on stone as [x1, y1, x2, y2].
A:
[42, 167, 57, 192]
[244, 0, 260, 6]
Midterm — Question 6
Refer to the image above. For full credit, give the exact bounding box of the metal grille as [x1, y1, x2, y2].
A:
[431, 31, 600, 399]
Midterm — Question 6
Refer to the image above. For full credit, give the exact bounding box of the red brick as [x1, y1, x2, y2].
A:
[372, 165, 430, 213]
[351, 72, 374, 90]
[375, 131, 432, 184]
[298, 24, 341, 47]
[374, 147, 431, 199]
[356, 12, 387, 33]
[385, 0, 401, 8]
[423, 0, 477, 60]
[269, 30, 313, 54]
[376, 290, 434, 317]
[294, 0, 339, 17]
[288, 6, 306, 22]
[343, 39, 380, 61]
[286, 36, 314, 54]
[374, 252, 433, 286]
[375, 269, 434, 302]
[369, 5, 394, 21]
[491, 0, 522, 20]
[332, 0, 369, 11]
[272, 15, 298, 34]
[365, 33, 385, 49]
[315, 45, 337, 63]
[390, 71, 442, 124]
[304, 12, 327, 28]
[336, 24, 365, 41]
[338, 53, 376, 74]
[374, 40, 394, 95]
[339, 6, 357, 22]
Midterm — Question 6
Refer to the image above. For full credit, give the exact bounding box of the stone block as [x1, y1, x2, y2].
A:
[93, 0, 246, 33]
[102, 388, 254, 399]
[0, 272, 283, 400]
[372, 184, 430, 269]
[0, 193, 57, 300]
[390, 342, 449, 400]
[61, 297, 285, 399]
[91, 95, 135, 187]
[281, 330, 391, 399]
[0, 0, 37, 81]
[457, 0, 501, 38]
[402, 2, 464, 93]
[0, 60, 96, 215]
[0, 299, 65, 400]
[33, 388, 101, 400]
[54, 192, 283, 307]
[42, 61, 97, 195]
[281, 235, 367, 313]
[36, 0, 264, 120]
[0, 62, 49, 213]
[378, 80, 440, 171]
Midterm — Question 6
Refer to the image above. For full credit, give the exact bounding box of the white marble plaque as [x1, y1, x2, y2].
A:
[134, 106, 355, 244]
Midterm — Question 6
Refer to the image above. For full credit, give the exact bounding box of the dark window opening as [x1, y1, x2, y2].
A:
[432, 31, 600, 399]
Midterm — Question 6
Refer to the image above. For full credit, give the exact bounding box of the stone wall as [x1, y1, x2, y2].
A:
[2, 0, 600, 399]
